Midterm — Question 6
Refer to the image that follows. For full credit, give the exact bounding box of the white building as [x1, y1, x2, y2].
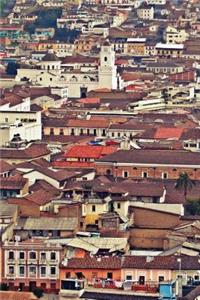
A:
[0, 111, 42, 146]
[16, 43, 120, 98]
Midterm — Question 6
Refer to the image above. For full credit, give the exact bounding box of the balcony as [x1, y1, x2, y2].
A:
[6, 273, 15, 279]
[90, 279, 159, 294]
[29, 272, 36, 278]
[28, 259, 37, 264]
[18, 259, 26, 264]
[39, 259, 47, 265]
[49, 273, 57, 278]
[49, 259, 58, 265]
[7, 259, 15, 264]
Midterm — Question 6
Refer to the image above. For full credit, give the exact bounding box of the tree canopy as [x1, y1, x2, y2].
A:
[175, 172, 195, 198]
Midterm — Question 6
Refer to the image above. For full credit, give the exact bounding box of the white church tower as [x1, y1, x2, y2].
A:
[98, 41, 118, 90]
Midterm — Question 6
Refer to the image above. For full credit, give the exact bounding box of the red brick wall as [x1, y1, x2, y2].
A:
[96, 164, 200, 180]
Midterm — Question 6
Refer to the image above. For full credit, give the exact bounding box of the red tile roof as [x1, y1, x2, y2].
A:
[78, 97, 100, 104]
[64, 145, 118, 159]
[67, 119, 110, 128]
[64, 256, 121, 269]
[0, 175, 28, 190]
[0, 143, 50, 160]
[0, 291, 37, 300]
[122, 255, 200, 270]
[154, 128, 184, 139]
[0, 160, 14, 173]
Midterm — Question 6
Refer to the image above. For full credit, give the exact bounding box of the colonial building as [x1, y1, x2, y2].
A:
[2, 239, 62, 293]
[95, 149, 200, 180]
[16, 43, 120, 98]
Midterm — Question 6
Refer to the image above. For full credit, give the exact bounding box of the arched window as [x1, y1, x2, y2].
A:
[104, 56, 108, 62]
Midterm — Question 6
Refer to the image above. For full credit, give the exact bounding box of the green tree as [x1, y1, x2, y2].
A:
[186, 199, 200, 215]
[175, 172, 195, 199]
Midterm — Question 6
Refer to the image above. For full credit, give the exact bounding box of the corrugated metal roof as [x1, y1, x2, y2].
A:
[23, 217, 78, 230]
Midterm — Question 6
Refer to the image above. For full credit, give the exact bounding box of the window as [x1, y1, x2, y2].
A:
[9, 266, 14, 275]
[50, 128, 54, 135]
[107, 272, 113, 279]
[40, 252, 46, 260]
[29, 266, 36, 276]
[126, 275, 132, 280]
[29, 251, 36, 260]
[19, 252, 25, 259]
[92, 205, 96, 212]
[8, 251, 14, 260]
[60, 128, 64, 135]
[71, 128, 75, 136]
[123, 171, 129, 178]
[139, 276, 145, 285]
[159, 276, 164, 282]
[19, 266, 25, 276]
[142, 172, 148, 178]
[65, 272, 71, 278]
[50, 266, 56, 275]
[40, 266, 46, 277]
[80, 128, 84, 135]
[117, 203, 121, 209]
[104, 56, 108, 62]
[50, 252, 56, 261]
[162, 172, 168, 179]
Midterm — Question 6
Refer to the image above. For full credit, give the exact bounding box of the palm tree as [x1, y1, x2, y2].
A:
[175, 172, 196, 199]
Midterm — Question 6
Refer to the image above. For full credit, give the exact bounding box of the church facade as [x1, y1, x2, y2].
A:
[16, 43, 121, 98]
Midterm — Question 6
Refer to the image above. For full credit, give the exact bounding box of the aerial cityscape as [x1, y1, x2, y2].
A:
[0, 0, 200, 299]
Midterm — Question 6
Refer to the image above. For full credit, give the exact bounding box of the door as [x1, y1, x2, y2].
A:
[29, 281, 36, 292]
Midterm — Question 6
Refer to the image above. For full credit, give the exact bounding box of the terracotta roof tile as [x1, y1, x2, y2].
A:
[97, 149, 200, 166]
[122, 255, 200, 270]
[0, 143, 50, 160]
[65, 145, 118, 159]
[154, 128, 184, 139]
[0, 174, 28, 190]
[65, 256, 121, 269]
[67, 119, 110, 128]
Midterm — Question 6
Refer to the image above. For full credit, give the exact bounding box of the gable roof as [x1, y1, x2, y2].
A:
[21, 217, 78, 231]
[64, 145, 118, 159]
[0, 143, 50, 160]
[154, 127, 184, 139]
[65, 256, 121, 269]
[97, 149, 200, 167]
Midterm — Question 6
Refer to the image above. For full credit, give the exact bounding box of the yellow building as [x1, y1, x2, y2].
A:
[82, 199, 109, 225]
[126, 38, 146, 56]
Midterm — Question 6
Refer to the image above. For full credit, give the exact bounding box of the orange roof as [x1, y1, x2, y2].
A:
[0, 291, 37, 300]
[154, 128, 184, 139]
[115, 59, 129, 65]
[126, 84, 144, 91]
[53, 161, 94, 168]
[64, 145, 118, 159]
[78, 97, 100, 104]
[67, 119, 110, 128]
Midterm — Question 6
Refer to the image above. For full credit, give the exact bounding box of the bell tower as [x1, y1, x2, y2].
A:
[98, 41, 118, 90]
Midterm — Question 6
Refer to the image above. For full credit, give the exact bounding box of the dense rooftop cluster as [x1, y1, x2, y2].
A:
[0, 0, 200, 299]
